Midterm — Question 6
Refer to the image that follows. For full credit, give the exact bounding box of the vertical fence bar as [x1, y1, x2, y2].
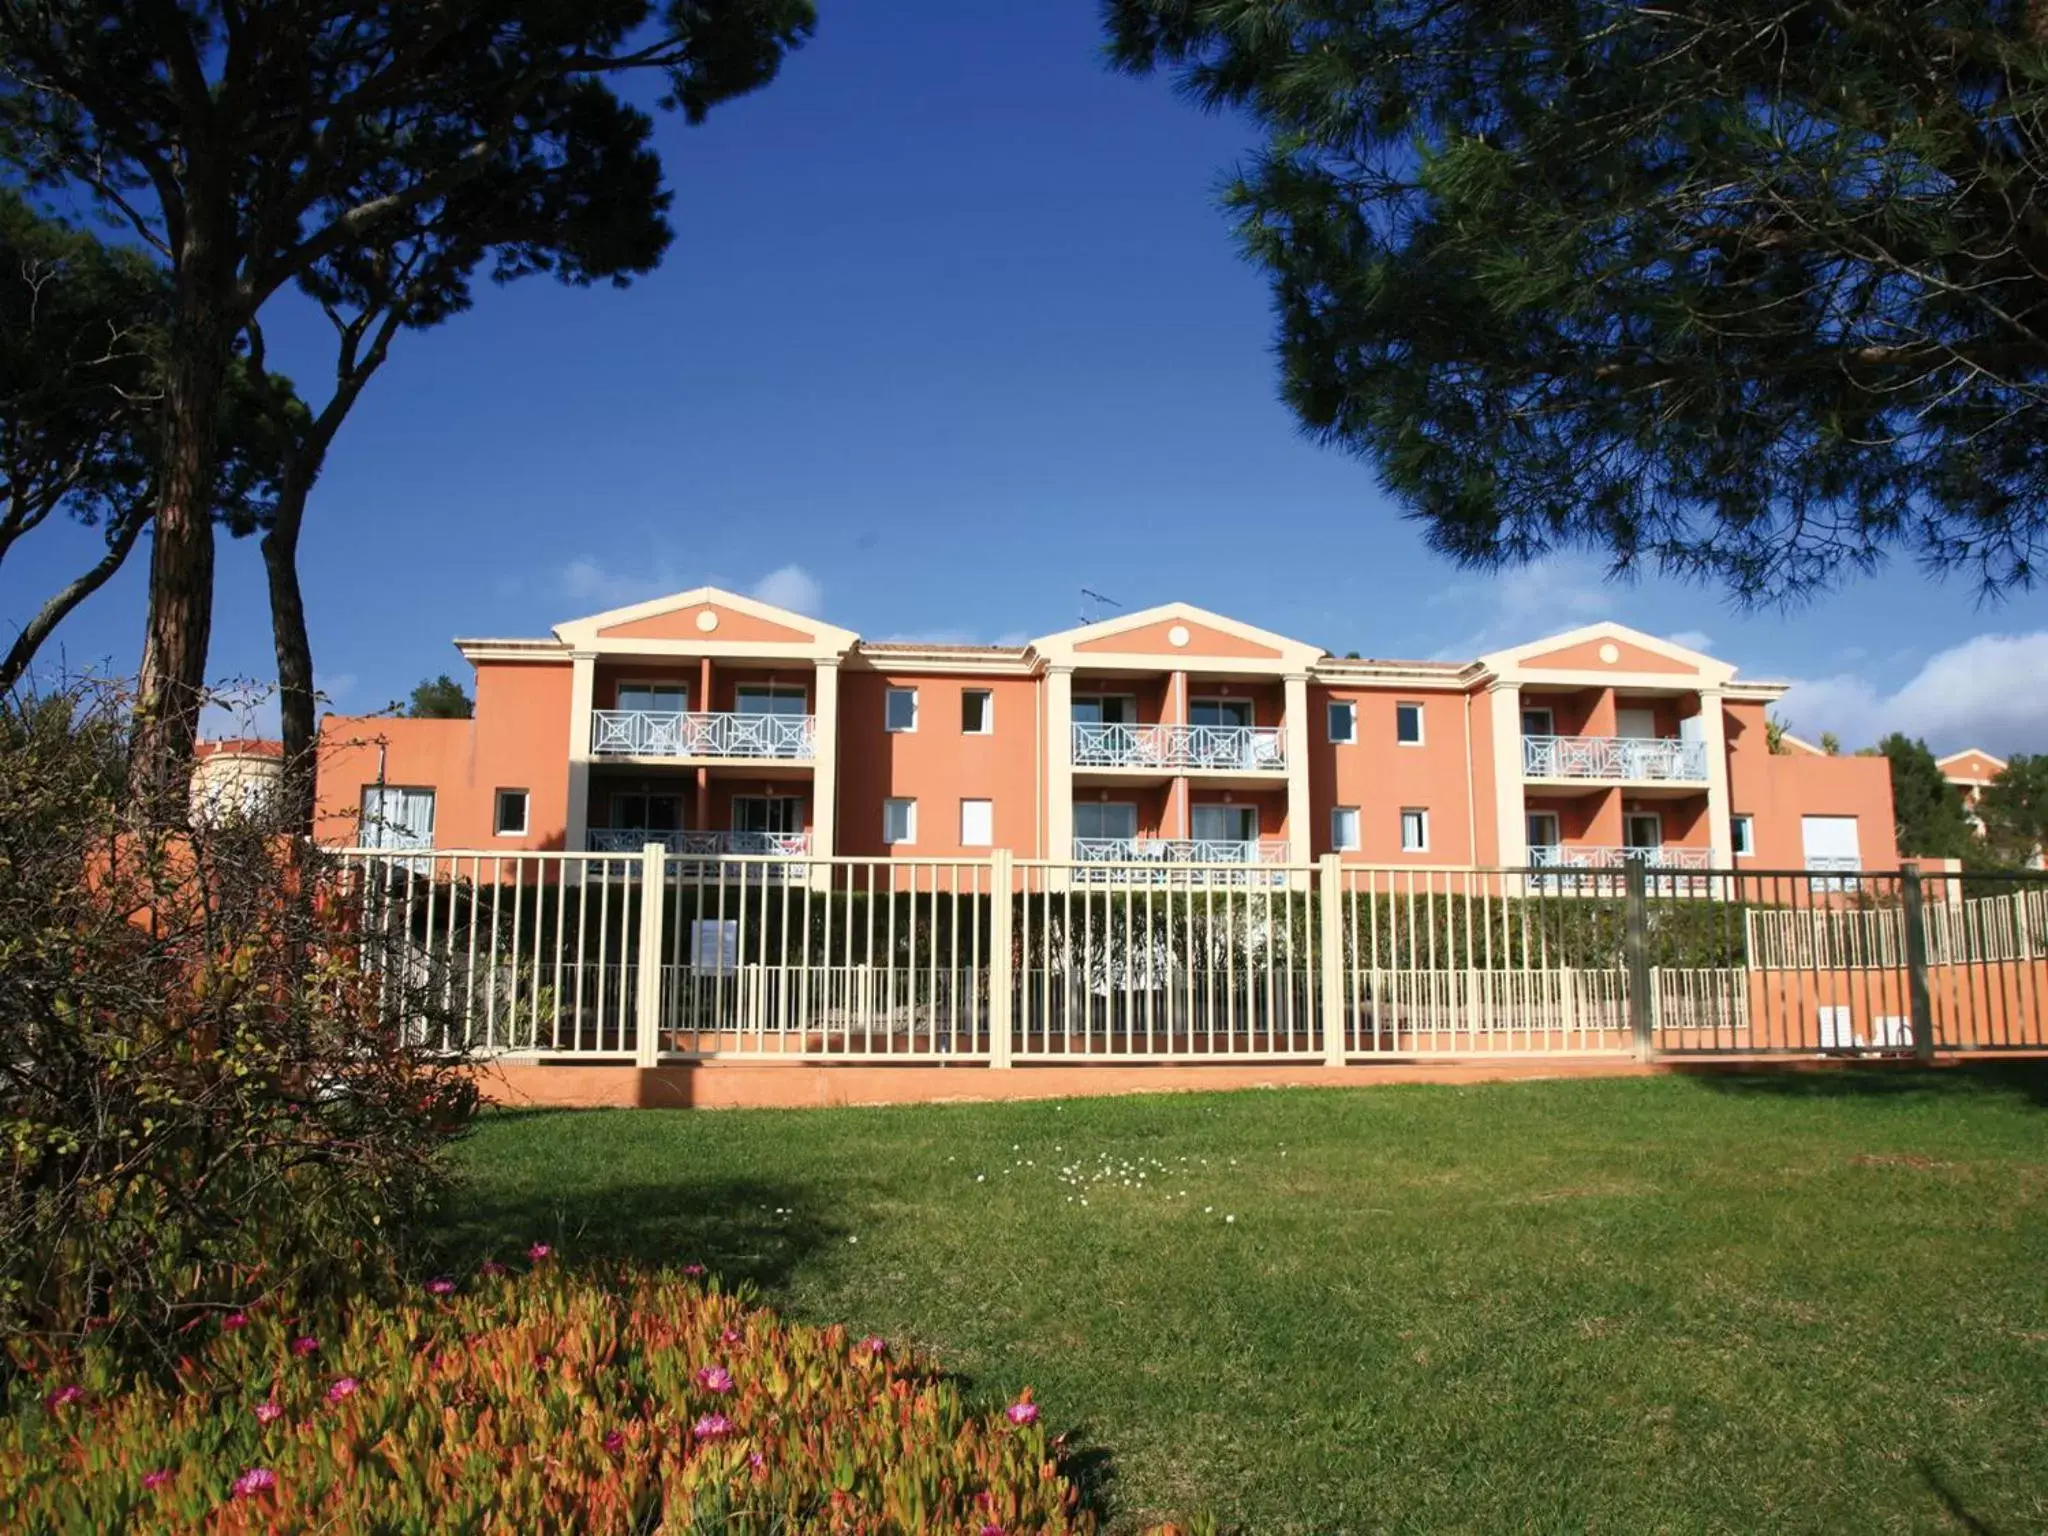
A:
[633, 843, 667, 1067]
[1318, 854, 1344, 1066]
[1900, 866, 1935, 1063]
[989, 850, 1015, 1067]
[1624, 859, 1653, 1062]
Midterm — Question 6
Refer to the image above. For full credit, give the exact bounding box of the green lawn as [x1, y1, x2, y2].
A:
[440, 1069, 2048, 1534]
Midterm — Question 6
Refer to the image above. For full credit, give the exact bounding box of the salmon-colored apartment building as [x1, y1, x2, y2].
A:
[312, 588, 1898, 873]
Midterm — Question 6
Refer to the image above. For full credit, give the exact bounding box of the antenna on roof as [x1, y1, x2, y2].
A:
[1079, 587, 1123, 626]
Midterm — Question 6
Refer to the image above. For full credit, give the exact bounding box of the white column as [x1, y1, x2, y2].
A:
[1046, 666, 1074, 864]
[1698, 686, 1733, 867]
[810, 658, 840, 861]
[1284, 673, 1313, 864]
[566, 651, 596, 860]
[1489, 681, 1526, 868]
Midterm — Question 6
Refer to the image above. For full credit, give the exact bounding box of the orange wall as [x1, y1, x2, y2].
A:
[313, 661, 572, 849]
[836, 671, 1041, 857]
[1727, 699, 1899, 868]
[1308, 685, 1477, 862]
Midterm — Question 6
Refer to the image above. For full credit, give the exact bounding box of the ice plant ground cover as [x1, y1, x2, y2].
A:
[0, 1263, 1194, 1533]
[442, 1069, 2048, 1535]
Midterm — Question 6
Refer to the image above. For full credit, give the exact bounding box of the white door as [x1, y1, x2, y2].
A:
[1616, 708, 1657, 739]
[1801, 815, 1861, 869]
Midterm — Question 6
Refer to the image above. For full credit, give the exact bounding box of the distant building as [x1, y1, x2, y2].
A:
[190, 738, 283, 826]
[1938, 748, 2007, 829]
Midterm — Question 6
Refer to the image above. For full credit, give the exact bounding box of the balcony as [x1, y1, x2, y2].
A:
[1530, 844, 1712, 871]
[1072, 837, 1291, 884]
[587, 829, 811, 856]
[1523, 734, 1707, 782]
[1072, 722, 1286, 772]
[591, 710, 814, 761]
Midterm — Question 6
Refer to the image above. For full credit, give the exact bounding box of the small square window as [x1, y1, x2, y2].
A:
[1328, 700, 1357, 745]
[1395, 702, 1425, 745]
[1400, 807, 1429, 853]
[1731, 814, 1754, 857]
[960, 798, 993, 846]
[962, 689, 993, 735]
[1331, 806, 1360, 852]
[883, 797, 917, 845]
[494, 788, 529, 837]
[886, 688, 918, 732]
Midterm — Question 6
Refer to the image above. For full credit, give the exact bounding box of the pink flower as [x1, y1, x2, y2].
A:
[480, 1261, 507, 1278]
[527, 1242, 551, 1262]
[326, 1377, 359, 1403]
[721, 1327, 743, 1345]
[44, 1384, 85, 1410]
[425, 1277, 456, 1296]
[254, 1401, 284, 1426]
[860, 1335, 887, 1356]
[231, 1467, 277, 1499]
[290, 1336, 319, 1357]
[602, 1430, 625, 1455]
[694, 1365, 734, 1394]
[749, 1451, 766, 1471]
[1005, 1398, 1039, 1426]
[981, 1525, 1006, 1536]
[221, 1312, 249, 1331]
[142, 1469, 173, 1491]
[692, 1413, 734, 1440]
[682, 1262, 706, 1278]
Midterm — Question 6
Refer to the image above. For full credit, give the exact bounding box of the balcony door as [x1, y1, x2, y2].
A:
[1189, 698, 1252, 728]
[1526, 811, 1560, 854]
[733, 795, 802, 834]
[1623, 813, 1663, 852]
[735, 684, 806, 716]
[1074, 801, 1138, 842]
[1072, 695, 1136, 725]
[1521, 706, 1555, 738]
[617, 683, 687, 714]
[1191, 804, 1257, 845]
[611, 791, 682, 832]
[1616, 707, 1658, 739]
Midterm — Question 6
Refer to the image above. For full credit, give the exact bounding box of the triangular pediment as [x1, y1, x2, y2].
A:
[1482, 622, 1735, 684]
[1032, 603, 1322, 670]
[553, 586, 857, 655]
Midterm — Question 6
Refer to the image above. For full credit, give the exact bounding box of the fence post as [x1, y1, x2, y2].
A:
[1318, 854, 1346, 1066]
[634, 842, 667, 1069]
[1899, 866, 1936, 1062]
[1624, 859, 1654, 1061]
[988, 850, 1014, 1068]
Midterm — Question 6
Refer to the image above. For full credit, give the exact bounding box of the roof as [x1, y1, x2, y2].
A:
[194, 738, 283, 760]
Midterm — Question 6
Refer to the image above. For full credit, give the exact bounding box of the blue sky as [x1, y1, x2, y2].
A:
[5, 1, 2046, 753]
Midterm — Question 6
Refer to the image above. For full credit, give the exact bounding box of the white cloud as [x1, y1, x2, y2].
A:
[1666, 629, 1713, 654]
[750, 564, 823, 617]
[1778, 631, 2048, 755]
[1424, 555, 1618, 659]
[558, 556, 680, 609]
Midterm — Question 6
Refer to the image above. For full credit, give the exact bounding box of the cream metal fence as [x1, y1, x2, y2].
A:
[336, 850, 2048, 1067]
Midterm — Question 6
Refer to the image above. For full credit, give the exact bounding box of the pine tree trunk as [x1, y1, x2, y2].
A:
[263, 480, 316, 836]
[129, 283, 232, 817]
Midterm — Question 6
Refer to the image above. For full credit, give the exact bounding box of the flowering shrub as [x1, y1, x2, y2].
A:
[0, 1261, 1198, 1533]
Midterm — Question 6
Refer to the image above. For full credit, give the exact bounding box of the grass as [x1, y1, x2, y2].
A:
[439, 1067, 2048, 1534]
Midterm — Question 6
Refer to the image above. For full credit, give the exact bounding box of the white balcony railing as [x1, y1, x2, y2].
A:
[590, 710, 815, 761]
[1071, 722, 1286, 772]
[1072, 837, 1291, 866]
[1529, 844, 1713, 871]
[587, 829, 811, 857]
[1523, 734, 1708, 781]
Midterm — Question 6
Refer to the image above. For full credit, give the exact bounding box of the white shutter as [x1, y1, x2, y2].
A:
[1801, 816, 1860, 865]
[1616, 708, 1657, 739]
[960, 799, 993, 847]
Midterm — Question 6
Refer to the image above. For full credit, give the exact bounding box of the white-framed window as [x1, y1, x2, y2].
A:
[360, 786, 436, 850]
[883, 797, 917, 845]
[1331, 806, 1360, 852]
[962, 689, 993, 735]
[960, 798, 993, 846]
[494, 788, 529, 837]
[1328, 700, 1357, 745]
[1731, 814, 1755, 857]
[1192, 804, 1257, 843]
[617, 681, 687, 713]
[1399, 807, 1429, 852]
[1072, 695, 1136, 725]
[885, 687, 918, 733]
[1520, 706, 1554, 737]
[735, 684, 807, 716]
[1395, 702, 1425, 745]
[1074, 801, 1138, 841]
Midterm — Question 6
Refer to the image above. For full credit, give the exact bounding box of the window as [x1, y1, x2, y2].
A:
[962, 689, 993, 734]
[1072, 695, 1135, 724]
[610, 792, 682, 832]
[735, 684, 807, 716]
[733, 795, 802, 835]
[883, 797, 917, 845]
[360, 787, 435, 850]
[617, 682, 687, 713]
[1328, 701, 1357, 745]
[1395, 702, 1425, 745]
[1399, 807, 1429, 852]
[1190, 698, 1252, 728]
[494, 788, 529, 837]
[885, 687, 918, 732]
[1520, 706, 1554, 738]
[1331, 806, 1360, 852]
[1623, 813, 1664, 851]
[1073, 801, 1137, 841]
[1731, 814, 1754, 857]
[1192, 804, 1257, 844]
[960, 798, 993, 846]
[1526, 811, 1560, 853]
[1801, 815, 1860, 885]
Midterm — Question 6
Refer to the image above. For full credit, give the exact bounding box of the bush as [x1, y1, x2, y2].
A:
[0, 1260, 1191, 1534]
[0, 688, 475, 1367]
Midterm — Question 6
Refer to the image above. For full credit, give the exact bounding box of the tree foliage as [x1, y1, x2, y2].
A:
[1105, 1, 2048, 599]
[0, 0, 814, 803]
[407, 673, 474, 720]
[1976, 753, 2048, 867]
[1877, 732, 1975, 858]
